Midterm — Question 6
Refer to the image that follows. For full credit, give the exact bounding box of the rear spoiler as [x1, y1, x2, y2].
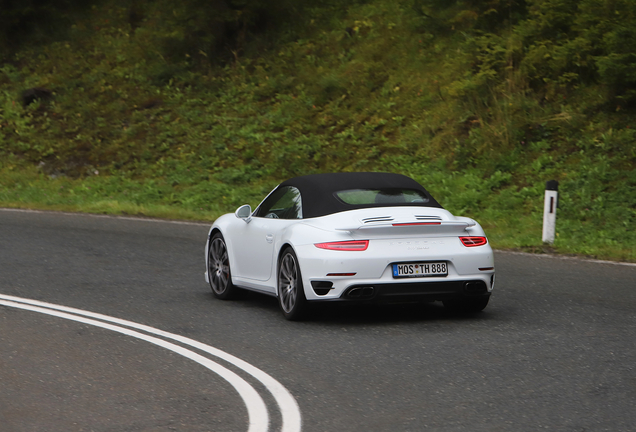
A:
[336, 220, 475, 232]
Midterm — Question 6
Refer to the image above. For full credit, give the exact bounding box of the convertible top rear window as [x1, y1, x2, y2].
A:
[276, 172, 443, 218]
[335, 189, 429, 205]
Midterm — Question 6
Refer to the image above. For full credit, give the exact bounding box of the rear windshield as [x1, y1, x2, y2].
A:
[334, 188, 430, 205]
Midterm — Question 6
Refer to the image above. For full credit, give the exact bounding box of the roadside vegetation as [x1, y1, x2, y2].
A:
[1, 0, 635, 261]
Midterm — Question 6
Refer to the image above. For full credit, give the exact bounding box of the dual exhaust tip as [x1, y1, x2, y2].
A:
[464, 281, 487, 294]
[345, 287, 375, 298]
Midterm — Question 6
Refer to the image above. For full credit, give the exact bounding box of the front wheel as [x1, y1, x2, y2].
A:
[277, 247, 308, 321]
[208, 232, 237, 299]
[443, 296, 490, 313]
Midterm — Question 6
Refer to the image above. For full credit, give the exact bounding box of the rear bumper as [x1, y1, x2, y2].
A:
[296, 240, 495, 301]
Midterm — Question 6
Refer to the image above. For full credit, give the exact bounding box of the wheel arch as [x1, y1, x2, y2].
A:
[277, 242, 295, 261]
[208, 227, 222, 240]
[206, 227, 223, 259]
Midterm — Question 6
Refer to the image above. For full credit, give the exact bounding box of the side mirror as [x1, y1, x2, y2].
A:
[235, 204, 252, 223]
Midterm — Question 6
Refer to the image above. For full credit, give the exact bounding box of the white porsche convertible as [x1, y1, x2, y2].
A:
[205, 172, 495, 320]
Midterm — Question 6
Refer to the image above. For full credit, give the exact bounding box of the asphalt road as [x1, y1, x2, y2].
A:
[1, 209, 635, 432]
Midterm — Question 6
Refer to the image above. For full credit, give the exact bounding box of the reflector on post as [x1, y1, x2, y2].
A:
[542, 180, 558, 244]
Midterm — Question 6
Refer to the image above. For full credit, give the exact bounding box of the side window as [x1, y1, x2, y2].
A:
[254, 186, 303, 219]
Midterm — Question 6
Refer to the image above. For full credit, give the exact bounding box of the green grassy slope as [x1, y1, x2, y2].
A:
[1, 0, 635, 261]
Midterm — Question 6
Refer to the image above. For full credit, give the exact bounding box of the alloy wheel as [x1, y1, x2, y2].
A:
[279, 253, 298, 313]
[209, 237, 230, 295]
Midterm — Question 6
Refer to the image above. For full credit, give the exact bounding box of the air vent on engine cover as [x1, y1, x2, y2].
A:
[414, 215, 443, 221]
[362, 216, 394, 224]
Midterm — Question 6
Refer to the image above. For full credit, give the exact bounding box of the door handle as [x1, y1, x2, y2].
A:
[266, 234, 274, 243]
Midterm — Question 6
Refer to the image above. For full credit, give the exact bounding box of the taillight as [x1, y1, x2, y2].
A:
[315, 240, 369, 251]
[460, 236, 488, 247]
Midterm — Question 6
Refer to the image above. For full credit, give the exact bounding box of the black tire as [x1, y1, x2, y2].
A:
[443, 296, 490, 313]
[277, 247, 308, 321]
[207, 232, 237, 299]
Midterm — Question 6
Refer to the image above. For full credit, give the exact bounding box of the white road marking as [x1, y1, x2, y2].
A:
[0, 294, 302, 432]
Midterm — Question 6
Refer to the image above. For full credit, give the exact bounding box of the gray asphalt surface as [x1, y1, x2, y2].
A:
[1, 208, 635, 432]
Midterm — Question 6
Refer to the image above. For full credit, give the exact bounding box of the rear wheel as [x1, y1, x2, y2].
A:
[277, 247, 308, 320]
[208, 233, 236, 299]
[443, 296, 490, 313]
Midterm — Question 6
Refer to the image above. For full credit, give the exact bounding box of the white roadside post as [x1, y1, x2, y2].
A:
[542, 180, 559, 244]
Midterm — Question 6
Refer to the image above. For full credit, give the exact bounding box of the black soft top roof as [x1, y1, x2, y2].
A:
[278, 172, 443, 218]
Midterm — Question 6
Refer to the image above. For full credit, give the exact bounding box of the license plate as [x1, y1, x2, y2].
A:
[392, 262, 448, 278]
